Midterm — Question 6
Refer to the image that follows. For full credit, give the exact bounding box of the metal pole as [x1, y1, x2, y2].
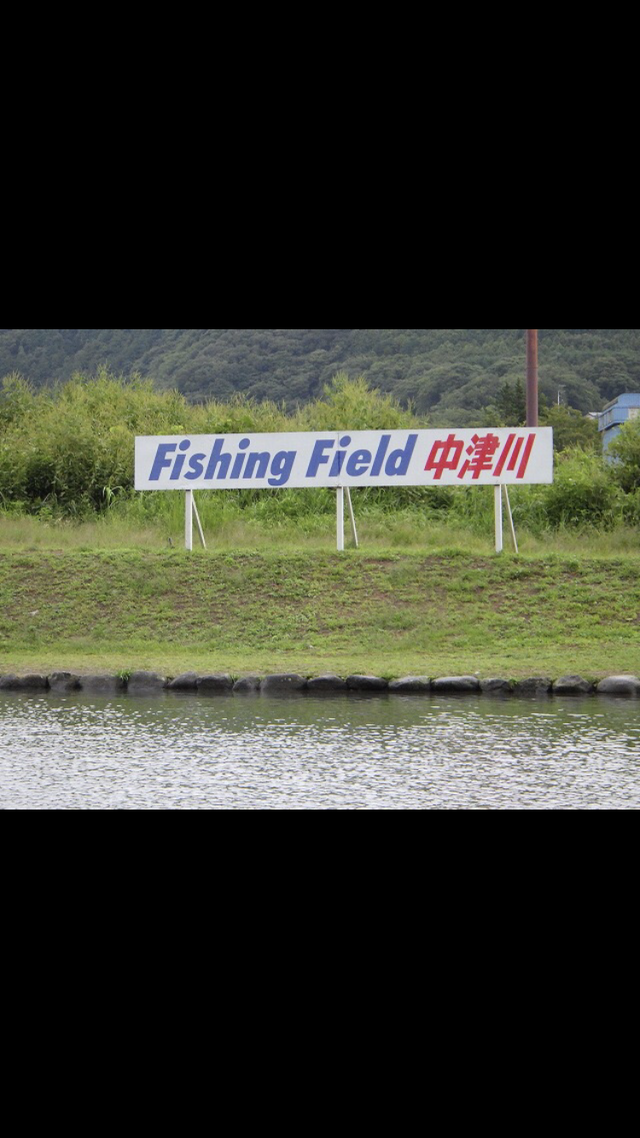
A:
[502, 484, 518, 554]
[345, 487, 359, 548]
[336, 487, 344, 551]
[192, 492, 207, 549]
[185, 490, 193, 551]
[526, 329, 539, 427]
[494, 485, 503, 553]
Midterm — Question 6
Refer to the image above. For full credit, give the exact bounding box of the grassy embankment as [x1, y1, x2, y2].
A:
[2, 371, 640, 681]
[1, 514, 640, 681]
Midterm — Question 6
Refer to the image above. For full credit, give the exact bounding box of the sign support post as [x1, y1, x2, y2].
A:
[502, 485, 518, 553]
[494, 485, 503, 553]
[185, 491, 206, 550]
[336, 487, 344, 551]
[185, 490, 193, 551]
[192, 493, 207, 549]
[346, 487, 359, 549]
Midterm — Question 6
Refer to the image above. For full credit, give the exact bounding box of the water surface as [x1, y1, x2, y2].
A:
[1, 691, 640, 809]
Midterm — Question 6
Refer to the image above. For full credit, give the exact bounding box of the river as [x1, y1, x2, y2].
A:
[2, 689, 640, 809]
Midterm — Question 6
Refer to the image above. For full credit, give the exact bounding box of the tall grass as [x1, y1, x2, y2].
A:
[3, 501, 639, 560]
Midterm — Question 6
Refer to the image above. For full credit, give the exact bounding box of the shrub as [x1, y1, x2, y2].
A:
[542, 449, 622, 530]
[607, 418, 640, 493]
[621, 487, 640, 528]
[0, 373, 35, 430]
[303, 372, 421, 432]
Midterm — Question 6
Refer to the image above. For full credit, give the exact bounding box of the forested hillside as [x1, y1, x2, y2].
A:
[1, 329, 638, 423]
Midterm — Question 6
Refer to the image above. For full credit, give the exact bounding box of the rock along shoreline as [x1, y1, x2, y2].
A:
[2, 670, 640, 698]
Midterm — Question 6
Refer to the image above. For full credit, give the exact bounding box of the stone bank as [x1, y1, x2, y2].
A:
[2, 670, 640, 697]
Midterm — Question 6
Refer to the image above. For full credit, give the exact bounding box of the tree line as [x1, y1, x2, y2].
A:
[1, 329, 638, 423]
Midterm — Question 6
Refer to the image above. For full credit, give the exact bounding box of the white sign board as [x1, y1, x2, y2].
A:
[135, 428, 553, 490]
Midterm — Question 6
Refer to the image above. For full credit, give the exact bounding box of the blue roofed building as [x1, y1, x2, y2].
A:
[598, 393, 640, 453]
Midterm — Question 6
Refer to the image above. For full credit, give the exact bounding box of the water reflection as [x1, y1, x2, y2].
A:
[1, 691, 640, 809]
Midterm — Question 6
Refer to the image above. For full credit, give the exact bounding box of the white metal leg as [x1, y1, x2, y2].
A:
[494, 485, 503, 553]
[337, 487, 344, 551]
[192, 493, 207, 549]
[502, 485, 518, 554]
[185, 490, 193, 551]
[345, 487, 359, 548]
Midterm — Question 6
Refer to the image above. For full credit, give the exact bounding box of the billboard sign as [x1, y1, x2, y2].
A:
[135, 428, 553, 491]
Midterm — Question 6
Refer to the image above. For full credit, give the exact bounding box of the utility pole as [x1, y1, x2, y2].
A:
[526, 329, 539, 427]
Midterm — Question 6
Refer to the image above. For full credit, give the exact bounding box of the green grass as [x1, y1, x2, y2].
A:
[1, 515, 640, 681]
[3, 506, 640, 557]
